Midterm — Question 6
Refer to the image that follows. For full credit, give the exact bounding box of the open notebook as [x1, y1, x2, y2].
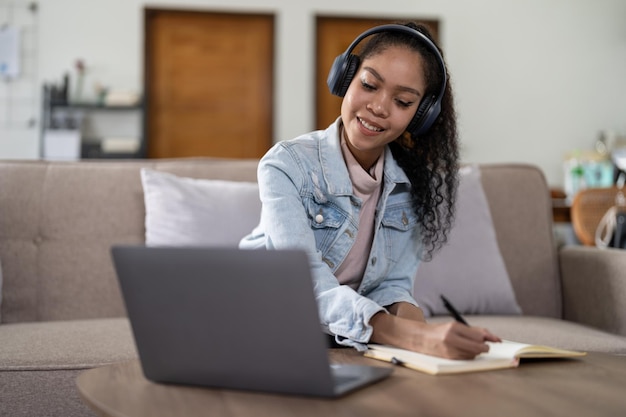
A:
[365, 340, 586, 375]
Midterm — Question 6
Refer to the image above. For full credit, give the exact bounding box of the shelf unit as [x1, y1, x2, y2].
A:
[41, 88, 146, 159]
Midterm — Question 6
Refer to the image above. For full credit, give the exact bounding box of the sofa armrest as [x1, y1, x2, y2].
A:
[559, 246, 626, 336]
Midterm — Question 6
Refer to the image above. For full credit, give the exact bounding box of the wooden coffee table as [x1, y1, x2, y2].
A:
[77, 349, 626, 417]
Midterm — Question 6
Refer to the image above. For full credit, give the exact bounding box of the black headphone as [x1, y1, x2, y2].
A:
[327, 24, 447, 137]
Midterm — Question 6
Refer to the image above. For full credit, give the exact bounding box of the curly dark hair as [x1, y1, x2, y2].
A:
[358, 22, 459, 259]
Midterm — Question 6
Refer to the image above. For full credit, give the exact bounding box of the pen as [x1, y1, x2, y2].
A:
[391, 356, 405, 366]
[440, 295, 469, 326]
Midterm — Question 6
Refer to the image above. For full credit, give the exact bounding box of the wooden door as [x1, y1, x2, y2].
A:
[144, 10, 274, 158]
[316, 17, 438, 130]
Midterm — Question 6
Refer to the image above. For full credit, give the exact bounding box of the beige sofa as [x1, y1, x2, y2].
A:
[1, 158, 625, 417]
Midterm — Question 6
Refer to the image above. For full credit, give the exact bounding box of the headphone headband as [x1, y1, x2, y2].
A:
[327, 24, 447, 136]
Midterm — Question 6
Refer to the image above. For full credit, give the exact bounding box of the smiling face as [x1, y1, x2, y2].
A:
[340, 45, 426, 170]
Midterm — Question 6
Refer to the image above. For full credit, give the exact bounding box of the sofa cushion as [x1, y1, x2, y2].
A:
[428, 315, 626, 354]
[414, 165, 522, 317]
[0, 368, 96, 417]
[0, 159, 260, 324]
[0, 318, 137, 370]
[141, 169, 261, 247]
[479, 165, 561, 318]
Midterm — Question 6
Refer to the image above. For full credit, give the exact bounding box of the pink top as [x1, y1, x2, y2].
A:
[334, 135, 384, 289]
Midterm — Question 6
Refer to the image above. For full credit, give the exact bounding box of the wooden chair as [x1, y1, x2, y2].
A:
[571, 187, 622, 246]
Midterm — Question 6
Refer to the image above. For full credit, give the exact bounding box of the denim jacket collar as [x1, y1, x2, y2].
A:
[319, 118, 411, 196]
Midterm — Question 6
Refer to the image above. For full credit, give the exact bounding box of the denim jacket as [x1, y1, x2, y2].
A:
[240, 119, 422, 350]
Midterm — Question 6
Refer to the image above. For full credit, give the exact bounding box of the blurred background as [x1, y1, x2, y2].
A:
[0, 0, 625, 192]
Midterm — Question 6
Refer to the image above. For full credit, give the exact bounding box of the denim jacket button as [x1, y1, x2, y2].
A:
[315, 214, 324, 223]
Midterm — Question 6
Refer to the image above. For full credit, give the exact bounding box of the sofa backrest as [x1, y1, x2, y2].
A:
[0, 159, 561, 324]
[479, 164, 561, 318]
[0, 158, 258, 323]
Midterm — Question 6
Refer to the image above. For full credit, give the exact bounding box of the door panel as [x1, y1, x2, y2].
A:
[145, 10, 274, 158]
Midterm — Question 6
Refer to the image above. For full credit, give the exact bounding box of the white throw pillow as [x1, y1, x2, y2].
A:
[141, 169, 261, 247]
[413, 165, 522, 317]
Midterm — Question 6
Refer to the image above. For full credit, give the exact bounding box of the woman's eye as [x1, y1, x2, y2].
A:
[361, 80, 376, 91]
[396, 100, 413, 108]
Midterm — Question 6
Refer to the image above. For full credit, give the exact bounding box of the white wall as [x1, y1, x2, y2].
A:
[4, 0, 626, 187]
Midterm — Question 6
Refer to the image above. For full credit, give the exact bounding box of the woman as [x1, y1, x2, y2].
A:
[240, 22, 500, 359]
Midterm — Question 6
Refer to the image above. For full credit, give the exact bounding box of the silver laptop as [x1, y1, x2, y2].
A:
[111, 246, 392, 397]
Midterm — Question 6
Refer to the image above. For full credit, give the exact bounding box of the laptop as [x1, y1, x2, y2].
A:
[111, 246, 392, 397]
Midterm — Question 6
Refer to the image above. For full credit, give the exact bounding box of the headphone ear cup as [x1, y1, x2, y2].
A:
[327, 54, 360, 97]
[407, 94, 441, 136]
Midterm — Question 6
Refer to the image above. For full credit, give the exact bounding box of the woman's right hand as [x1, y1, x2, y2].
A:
[369, 312, 501, 360]
[413, 321, 501, 359]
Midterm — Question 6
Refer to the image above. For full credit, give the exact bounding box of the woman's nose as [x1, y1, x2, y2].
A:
[367, 95, 389, 118]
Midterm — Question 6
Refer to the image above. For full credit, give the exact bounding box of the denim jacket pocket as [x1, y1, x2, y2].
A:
[380, 202, 420, 263]
[306, 200, 344, 229]
[381, 202, 419, 231]
[305, 199, 348, 254]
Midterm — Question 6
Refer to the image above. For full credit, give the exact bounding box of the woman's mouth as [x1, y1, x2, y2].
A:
[358, 117, 384, 133]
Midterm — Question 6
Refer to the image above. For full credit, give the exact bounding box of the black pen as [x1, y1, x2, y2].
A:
[391, 356, 405, 367]
[440, 295, 469, 326]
